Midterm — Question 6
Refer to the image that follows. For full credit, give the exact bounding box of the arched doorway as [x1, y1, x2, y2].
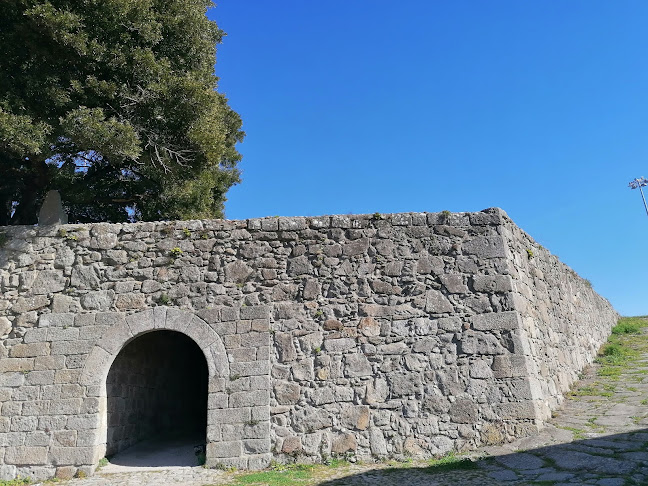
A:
[105, 330, 208, 465]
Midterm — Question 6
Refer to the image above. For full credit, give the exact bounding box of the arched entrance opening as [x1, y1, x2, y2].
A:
[105, 330, 208, 466]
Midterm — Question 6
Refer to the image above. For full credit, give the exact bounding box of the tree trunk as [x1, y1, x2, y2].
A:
[10, 158, 50, 225]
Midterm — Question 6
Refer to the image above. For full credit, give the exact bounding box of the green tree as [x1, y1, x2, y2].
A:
[0, 0, 243, 225]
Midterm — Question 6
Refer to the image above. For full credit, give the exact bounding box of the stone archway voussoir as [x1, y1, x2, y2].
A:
[96, 315, 133, 355]
[162, 307, 192, 333]
[79, 346, 112, 385]
[125, 308, 155, 336]
[205, 342, 230, 378]
[184, 315, 220, 349]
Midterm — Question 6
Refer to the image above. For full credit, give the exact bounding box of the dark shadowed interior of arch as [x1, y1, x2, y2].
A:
[106, 330, 208, 464]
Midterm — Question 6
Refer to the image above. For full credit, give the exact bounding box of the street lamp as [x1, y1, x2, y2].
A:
[628, 177, 648, 217]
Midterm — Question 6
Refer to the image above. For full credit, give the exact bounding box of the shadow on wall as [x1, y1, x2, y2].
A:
[316, 428, 648, 485]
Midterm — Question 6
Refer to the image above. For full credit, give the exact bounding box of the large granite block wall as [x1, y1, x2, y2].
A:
[0, 208, 617, 480]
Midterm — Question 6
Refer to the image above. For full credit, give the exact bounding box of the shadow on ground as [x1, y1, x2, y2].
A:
[315, 428, 648, 485]
[102, 432, 204, 470]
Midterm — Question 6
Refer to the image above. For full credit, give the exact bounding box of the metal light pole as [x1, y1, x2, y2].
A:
[629, 177, 648, 217]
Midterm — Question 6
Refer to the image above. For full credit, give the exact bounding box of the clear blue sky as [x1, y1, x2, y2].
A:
[208, 1, 648, 317]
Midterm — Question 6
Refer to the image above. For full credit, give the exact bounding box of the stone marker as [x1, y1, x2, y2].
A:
[38, 190, 68, 226]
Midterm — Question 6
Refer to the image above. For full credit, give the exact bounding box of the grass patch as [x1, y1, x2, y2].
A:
[598, 366, 623, 377]
[568, 317, 648, 399]
[0, 479, 31, 486]
[611, 317, 645, 335]
[568, 385, 598, 397]
[235, 470, 312, 485]
[235, 464, 314, 486]
[598, 342, 638, 365]
[323, 458, 349, 468]
[557, 426, 586, 440]
[232, 453, 477, 485]
[595, 317, 647, 369]
[423, 453, 477, 473]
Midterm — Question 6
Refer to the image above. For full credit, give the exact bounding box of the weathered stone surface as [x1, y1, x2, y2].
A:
[472, 275, 513, 292]
[340, 405, 369, 430]
[331, 433, 357, 454]
[291, 359, 314, 381]
[0, 209, 618, 479]
[11, 296, 50, 313]
[31, 270, 66, 295]
[225, 261, 252, 283]
[38, 190, 68, 226]
[460, 331, 506, 355]
[462, 236, 507, 258]
[440, 274, 468, 294]
[344, 353, 372, 377]
[369, 428, 388, 456]
[469, 360, 494, 379]
[0, 317, 12, 337]
[472, 311, 521, 331]
[80, 290, 114, 311]
[425, 290, 454, 313]
[51, 295, 73, 313]
[287, 256, 311, 276]
[324, 337, 355, 353]
[323, 319, 343, 331]
[357, 317, 380, 337]
[114, 293, 145, 310]
[492, 355, 529, 378]
[141, 280, 161, 293]
[275, 333, 296, 362]
[449, 399, 478, 423]
[55, 466, 77, 480]
[5, 446, 48, 465]
[274, 382, 300, 405]
[70, 266, 100, 289]
[291, 408, 331, 433]
[281, 436, 302, 454]
[438, 317, 462, 332]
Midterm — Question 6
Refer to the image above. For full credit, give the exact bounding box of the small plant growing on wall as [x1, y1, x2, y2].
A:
[526, 249, 534, 259]
[169, 247, 183, 258]
[440, 210, 451, 223]
[182, 228, 191, 237]
[158, 293, 171, 305]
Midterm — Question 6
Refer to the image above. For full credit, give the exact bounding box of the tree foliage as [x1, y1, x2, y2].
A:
[0, 0, 244, 225]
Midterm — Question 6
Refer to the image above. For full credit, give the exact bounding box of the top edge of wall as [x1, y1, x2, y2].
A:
[0, 207, 511, 232]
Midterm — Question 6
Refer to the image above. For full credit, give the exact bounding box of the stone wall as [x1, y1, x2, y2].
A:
[502, 222, 618, 418]
[0, 208, 617, 480]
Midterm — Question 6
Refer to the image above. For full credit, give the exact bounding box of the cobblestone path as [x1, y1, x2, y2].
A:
[48, 328, 648, 486]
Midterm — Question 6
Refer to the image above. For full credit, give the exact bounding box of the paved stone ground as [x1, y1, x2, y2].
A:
[45, 328, 648, 486]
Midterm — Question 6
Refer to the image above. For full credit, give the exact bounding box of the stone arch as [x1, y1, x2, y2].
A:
[80, 307, 229, 386]
[79, 306, 230, 466]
